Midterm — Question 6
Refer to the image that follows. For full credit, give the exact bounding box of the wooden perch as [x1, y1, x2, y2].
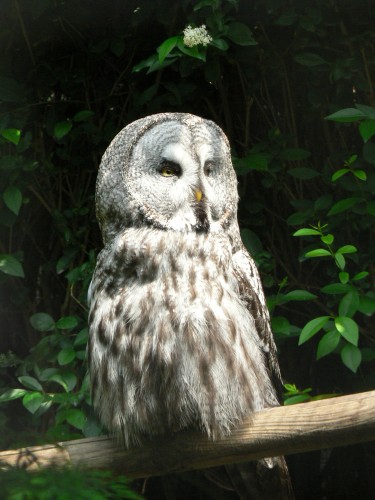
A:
[1, 391, 375, 478]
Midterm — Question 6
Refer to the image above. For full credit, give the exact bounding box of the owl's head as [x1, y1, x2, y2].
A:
[96, 113, 239, 243]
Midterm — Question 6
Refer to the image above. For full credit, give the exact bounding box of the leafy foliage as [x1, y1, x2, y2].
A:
[0, 467, 142, 500]
[1, 0, 374, 497]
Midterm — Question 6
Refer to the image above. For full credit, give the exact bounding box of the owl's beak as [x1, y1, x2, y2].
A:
[195, 190, 203, 202]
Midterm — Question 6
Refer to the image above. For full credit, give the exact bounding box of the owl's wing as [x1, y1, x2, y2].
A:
[232, 243, 283, 399]
[230, 243, 295, 499]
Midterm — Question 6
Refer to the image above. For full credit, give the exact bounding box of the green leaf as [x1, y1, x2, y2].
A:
[317, 330, 341, 359]
[158, 36, 178, 63]
[287, 211, 312, 226]
[341, 344, 362, 373]
[39, 367, 59, 382]
[355, 104, 375, 118]
[0, 388, 27, 402]
[321, 283, 352, 294]
[282, 290, 318, 301]
[75, 350, 86, 360]
[339, 291, 360, 317]
[358, 295, 375, 316]
[283, 383, 297, 393]
[284, 394, 311, 405]
[335, 317, 359, 345]
[56, 248, 78, 274]
[132, 54, 158, 73]
[311, 393, 339, 401]
[53, 394, 80, 407]
[83, 415, 103, 437]
[305, 248, 331, 258]
[0, 254, 24, 278]
[177, 39, 207, 61]
[314, 195, 333, 211]
[334, 252, 346, 270]
[288, 167, 319, 180]
[60, 371, 78, 391]
[226, 22, 257, 46]
[1, 128, 21, 145]
[293, 228, 321, 236]
[294, 52, 327, 66]
[331, 168, 350, 182]
[240, 228, 263, 255]
[353, 271, 368, 281]
[359, 119, 375, 142]
[65, 409, 86, 430]
[337, 245, 357, 254]
[73, 110, 95, 121]
[321, 234, 334, 245]
[234, 153, 269, 173]
[56, 316, 79, 330]
[276, 11, 298, 26]
[210, 38, 229, 50]
[346, 154, 358, 165]
[299, 316, 330, 345]
[325, 108, 366, 122]
[3, 186, 22, 215]
[57, 348, 76, 366]
[353, 170, 367, 180]
[74, 327, 89, 346]
[23, 392, 45, 414]
[30, 312, 55, 332]
[327, 197, 362, 216]
[54, 121, 73, 140]
[48, 371, 78, 392]
[271, 316, 290, 335]
[18, 375, 43, 391]
[339, 271, 349, 284]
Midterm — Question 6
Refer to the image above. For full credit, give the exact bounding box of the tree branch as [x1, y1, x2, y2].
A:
[1, 391, 375, 477]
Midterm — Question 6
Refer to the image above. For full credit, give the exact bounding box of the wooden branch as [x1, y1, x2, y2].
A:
[1, 391, 375, 478]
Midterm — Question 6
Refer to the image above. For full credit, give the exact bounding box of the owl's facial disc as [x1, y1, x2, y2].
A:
[126, 119, 236, 233]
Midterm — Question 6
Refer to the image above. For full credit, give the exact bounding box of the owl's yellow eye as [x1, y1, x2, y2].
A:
[161, 166, 176, 177]
[159, 162, 181, 177]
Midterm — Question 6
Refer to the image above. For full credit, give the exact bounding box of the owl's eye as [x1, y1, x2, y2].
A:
[161, 166, 175, 177]
[159, 162, 181, 177]
[204, 161, 214, 176]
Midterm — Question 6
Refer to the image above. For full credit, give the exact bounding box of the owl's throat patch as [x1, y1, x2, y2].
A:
[194, 202, 210, 233]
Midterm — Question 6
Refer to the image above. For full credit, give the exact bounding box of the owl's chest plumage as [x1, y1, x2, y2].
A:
[88, 228, 277, 447]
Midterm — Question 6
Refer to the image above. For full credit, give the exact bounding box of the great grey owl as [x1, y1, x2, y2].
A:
[88, 113, 293, 499]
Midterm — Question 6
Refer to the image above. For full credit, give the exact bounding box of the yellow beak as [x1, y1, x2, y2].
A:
[195, 190, 203, 202]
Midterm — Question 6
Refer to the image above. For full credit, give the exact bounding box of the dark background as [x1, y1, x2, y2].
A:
[0, 0, 374, 498]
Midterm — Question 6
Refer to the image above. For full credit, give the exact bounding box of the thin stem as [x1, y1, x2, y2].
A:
[14, 0, 36, 67]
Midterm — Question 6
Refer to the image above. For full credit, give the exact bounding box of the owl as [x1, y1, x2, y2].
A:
[88, 113, 293, 499]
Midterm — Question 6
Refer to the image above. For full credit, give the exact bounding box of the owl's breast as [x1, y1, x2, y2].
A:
[90, 227, 258, 373]
[88, 228, 277, 444]
[93, 227, 235, 300]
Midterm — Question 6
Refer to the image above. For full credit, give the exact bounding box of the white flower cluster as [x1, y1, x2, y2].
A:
[183, 25, 212, 48]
